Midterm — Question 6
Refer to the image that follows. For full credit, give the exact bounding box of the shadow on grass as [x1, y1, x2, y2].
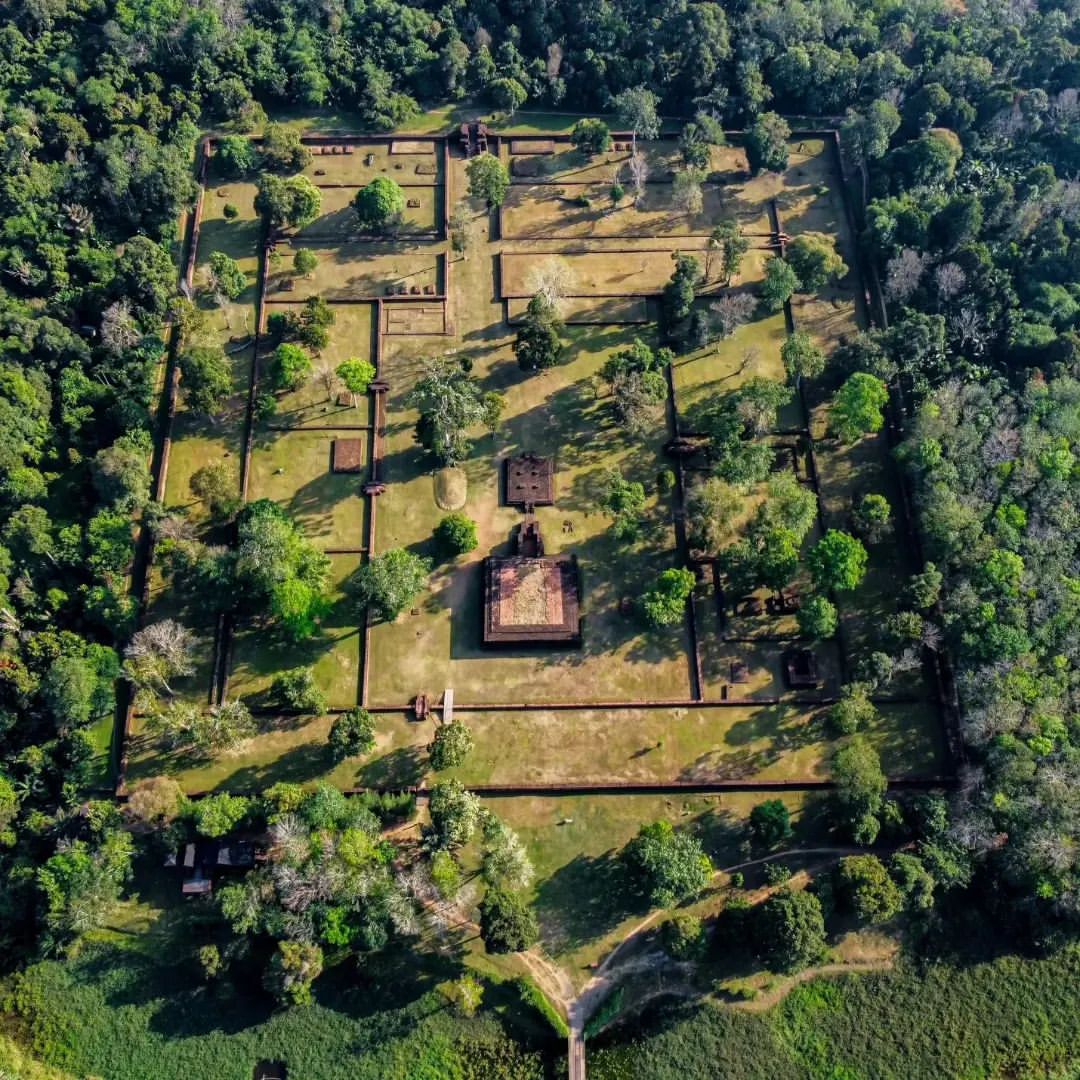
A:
[357, 746, 426, 788]
[534, 849, 638, 952]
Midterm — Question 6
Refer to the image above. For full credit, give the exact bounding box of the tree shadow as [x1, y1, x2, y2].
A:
[534, 850, 638, 953]
[356, 746, 426, 787]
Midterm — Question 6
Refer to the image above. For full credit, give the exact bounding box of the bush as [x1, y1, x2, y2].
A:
[434, 513, 478, 556]
[222, 203, 239, 219]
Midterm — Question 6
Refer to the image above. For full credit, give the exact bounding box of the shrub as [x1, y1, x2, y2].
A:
[222, 203, 239, 219]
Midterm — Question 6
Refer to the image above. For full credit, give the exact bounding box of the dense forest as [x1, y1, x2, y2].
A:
[1, 0, 1080, 1033]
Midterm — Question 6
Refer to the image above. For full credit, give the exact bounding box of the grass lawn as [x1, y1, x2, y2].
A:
[292, 183, 441, 240]
[482, 791, 826, 982]
[247, 430, 369, 549]
[298, 140, 444, 186]
[268, 241, 443, 300]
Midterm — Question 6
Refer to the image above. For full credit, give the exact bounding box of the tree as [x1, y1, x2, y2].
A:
[194, 793, 250, 838]
[760, 257, 800, 312]
[781, 331, 826, 383]
[125, 777, 186, 826]
[429, 720, 474, 770]
[216, 135, 257, 177]
[37, 832, 134, 948]
[571, 118, 611, 158]
[686, 478, 741, 553]
[270, 343, 313, 392]
[294, 248, 318, 277]
[235, 500, 330, 639]
[797, 594, 838, 640]
[808, 530, 868, 593]
[207, 251, 246, 301]
[750, 800, 793, 848]
[832, 736, 887, 842]
[264, 941, 323, 1006]
[427, 780, 482, 849]
[735, 378, 792, 435]
[661, 913, 706, 960]
[599, 470, 648, 541]
[490, 77, 527, 116]
[831, 374, 889, 442]
[785, 233, 847, 291]
[123, 620, 196, 697]
[672, 168, 705, 215]
[754, 889, 826, 972]
[613, 86, 660, 154]
[179, 345, 233, 416]
[640, 567, 696, 629]
[254, 175, 322, 230]
[148, 699, 257, 753]
[891, 852, 935, 910]
[336, 357, 376, 405]
[479, 888, 539, 953]
[434, 513, 478, 556]
[828, 682, 877, 735]
[465, 153, 510, 208]
[92, 430, 152, 510]
[260, 124, 312, 172]
[355, 548, 430, 621]
[514, 294, 564, 372]
[834, 855, 903, 923]
[481, 815, 533, 890]
[272, 666, 328, 714]
[745, 112, 790, 174]
[662, 253, 702, 338]
[526, 257, 576, 307]
[678, 115, 724, 169]
[410, 358, 500, 465]
[41, 657, 96, 726]
[328, 708, 376, 761]
[841, 101, 901, 165]
[623, 820, 711, 907]
[353, 177, 405, 232]
[708, 220, 749, 283]
[852, 493, 892, 543]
